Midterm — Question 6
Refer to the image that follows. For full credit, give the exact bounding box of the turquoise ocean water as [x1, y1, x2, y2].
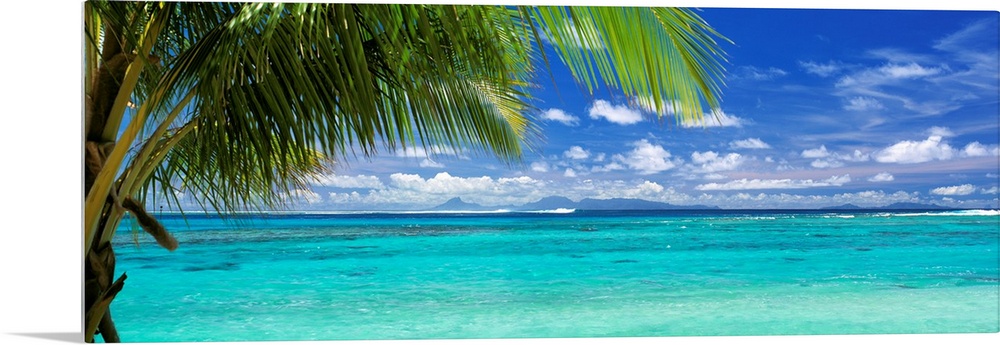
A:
[105, 209, 1000, 342]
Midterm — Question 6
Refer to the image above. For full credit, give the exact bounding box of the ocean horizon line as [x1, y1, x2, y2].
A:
[137, 207, 1000, 216]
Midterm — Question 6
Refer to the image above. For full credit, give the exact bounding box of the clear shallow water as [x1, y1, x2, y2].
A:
[106, 210, 1000, 342]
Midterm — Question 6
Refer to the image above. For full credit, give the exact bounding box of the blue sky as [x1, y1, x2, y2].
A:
[278, 7, 999, 210]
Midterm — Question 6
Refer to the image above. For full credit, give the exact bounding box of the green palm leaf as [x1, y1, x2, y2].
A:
[83, 2, 728, 342]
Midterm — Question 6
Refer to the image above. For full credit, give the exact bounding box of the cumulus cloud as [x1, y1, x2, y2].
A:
[680, 110, 745, 128]
[961, 142, 1000, 157]
[540, 108, 580, 126]
[375, 172, 548, 206]
[695, 175, 851, 191]
[801, 145, 831, 159]
[564, 146, 591, 160]
[930, 184, 976, 196]
[874, 135, 955, 164]
[690, 151, 744, 173]
[616, 139, 678, 175]
[327, 191, 364, 204]
[311, 174, 385, 189]
[868, 172, 895, 182]
[573, 179, 686, 203]
[390, 172, 488, 193]
[980, 186, 999, 195]
[530, 161, 550, 173]
[927, 126, 955, 137]
[805, 148, 870, 169]
[844, 96, 885, 111]
[845, 150, 871, 162]
[592, 161, 626, 173]
[564, 168, 577, 178]
[588, 100, 644, 125]
[730, 138, 771, 150]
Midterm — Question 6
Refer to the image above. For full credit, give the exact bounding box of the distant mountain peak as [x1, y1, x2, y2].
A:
[822, 203, 863, 210]
[430, 197, 491, 211]
[823, 202, 952, 210]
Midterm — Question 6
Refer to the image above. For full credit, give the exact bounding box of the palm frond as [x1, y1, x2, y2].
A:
[87, 2, 729, 241]
[526, 6, 729, 124]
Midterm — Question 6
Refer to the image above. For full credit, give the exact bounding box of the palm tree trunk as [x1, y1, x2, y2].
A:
[84, 23, 128, 343]
[84, 237, 124, 343]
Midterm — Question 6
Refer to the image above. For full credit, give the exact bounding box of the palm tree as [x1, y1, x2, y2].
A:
[83, 1, 728, 342]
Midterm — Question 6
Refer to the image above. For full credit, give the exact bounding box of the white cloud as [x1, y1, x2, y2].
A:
[801, 145, 831, 159]
[530, 161, 550, 173]
[981, 186, 999, 195]
[961, 142, 1000, 157]
[799, 60, 844, 77]
[801, 146, 870, 167]
[842, 150, 871, 162]
[540, 108, 580, 126]
[690, 151, 744, 173]
[389, 172, 492, 194]
[844, 96, 885, 111]
[836, 62, 943, 88]
[810, 159, 844, 169]
[588, 100, 644, 125]
[927, 126, 955, 137]
[574, 179, 687, 203]
[564, 168, 577, 178]
[311, 174, 385, 189]
[327, 191, 363, 204]
[681, 110, 745, 128]
[396, 145, 461, 158]
[703, 173, 729, 180]
[420, 159, 445, 168]
[868, 172, 895, 182]
[735, 66, 788, 80]
[695, 175, 851, 191]
[564, 146, 591, 160]
[880, 62, 943, 79]
[874, 135, 955, 164]
[616, 139, 678, 175]
[930, 184, 976, 196]
[829, 190, 920, 207]
[378, 172, 548, 206]
[730, 138, 771, 150]
[592, 161, 626, 173]
[700, 189, 922, 209]
[934, 18, 997, 52]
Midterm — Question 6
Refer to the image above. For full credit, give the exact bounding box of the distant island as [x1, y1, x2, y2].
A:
[430, 196, 719, 211]
[820, 202, 954, 210]
[428, 197, 964, 212]
[431, 196, 713, 211]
